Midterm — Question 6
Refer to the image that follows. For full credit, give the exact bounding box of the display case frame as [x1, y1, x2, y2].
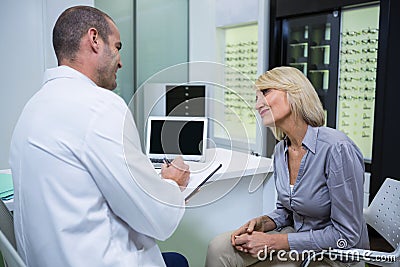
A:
[268, 0, 400, 202]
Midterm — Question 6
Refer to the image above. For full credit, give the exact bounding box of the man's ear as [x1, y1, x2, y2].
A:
[88, 28, 100, 52]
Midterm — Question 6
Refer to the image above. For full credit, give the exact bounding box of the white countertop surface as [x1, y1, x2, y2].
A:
[1, 148, 273, 211]
[187, 147, 273, 181]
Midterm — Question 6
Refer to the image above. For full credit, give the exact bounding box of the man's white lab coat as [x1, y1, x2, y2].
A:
[9, 66, 185, 266]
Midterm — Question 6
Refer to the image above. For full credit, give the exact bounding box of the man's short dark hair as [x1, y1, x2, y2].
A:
[53, 6, 113, 63]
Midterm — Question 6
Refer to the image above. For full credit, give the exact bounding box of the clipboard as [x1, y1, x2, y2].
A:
[184, 163, 222, 201]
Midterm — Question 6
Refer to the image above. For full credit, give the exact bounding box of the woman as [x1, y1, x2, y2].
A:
[205, 66, 369, 266]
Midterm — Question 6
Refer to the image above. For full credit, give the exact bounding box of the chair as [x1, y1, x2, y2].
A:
[301, 177, 400, 267]
[0, 199, 16, 249]
[0, 199, 25, 267]
[0, 231, 26, 267]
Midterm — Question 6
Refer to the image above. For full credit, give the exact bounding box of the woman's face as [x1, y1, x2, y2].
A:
[255, 89, 291, 127]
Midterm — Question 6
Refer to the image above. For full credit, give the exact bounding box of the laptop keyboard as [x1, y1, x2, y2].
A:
[150, 158, 200, 164]
[150, 158, 169, 163]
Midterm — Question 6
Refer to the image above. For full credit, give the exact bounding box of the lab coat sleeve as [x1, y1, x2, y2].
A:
[81, 97, 185, 241]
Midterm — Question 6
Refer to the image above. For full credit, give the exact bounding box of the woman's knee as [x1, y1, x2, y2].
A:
[207, 231, 233, 256]
[206, 231, 235, 267]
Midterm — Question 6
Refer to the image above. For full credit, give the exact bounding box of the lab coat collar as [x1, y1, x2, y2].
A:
[43, 65, 97, 87]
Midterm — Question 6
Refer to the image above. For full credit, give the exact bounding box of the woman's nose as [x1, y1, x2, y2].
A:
[255, 94, 264, 110]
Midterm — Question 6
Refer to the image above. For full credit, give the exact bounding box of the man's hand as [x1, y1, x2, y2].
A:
[160, 156, 190, 190]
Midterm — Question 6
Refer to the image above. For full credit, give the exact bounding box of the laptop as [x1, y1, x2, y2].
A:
[145, 116, 208, 168]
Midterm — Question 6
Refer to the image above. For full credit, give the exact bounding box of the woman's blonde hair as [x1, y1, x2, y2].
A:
[255, 66, 325, 140]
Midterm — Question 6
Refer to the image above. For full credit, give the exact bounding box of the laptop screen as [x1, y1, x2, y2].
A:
[146, 116, 207, 161]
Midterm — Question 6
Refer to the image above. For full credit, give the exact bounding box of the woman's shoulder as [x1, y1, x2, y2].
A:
[317, 126, 351, 145]
[316, 126, 362, 156]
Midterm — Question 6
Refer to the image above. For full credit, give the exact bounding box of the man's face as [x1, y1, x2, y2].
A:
[97, 20, 122, 90]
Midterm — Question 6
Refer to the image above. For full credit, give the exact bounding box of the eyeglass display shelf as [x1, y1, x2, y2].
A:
[289, 42, 308, 47]
[289, 57, 308, 63]
[309, 63, 330, 71]
[310, 44, 330, 49]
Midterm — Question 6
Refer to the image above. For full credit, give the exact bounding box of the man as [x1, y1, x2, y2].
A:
[10, 6, 189, 267]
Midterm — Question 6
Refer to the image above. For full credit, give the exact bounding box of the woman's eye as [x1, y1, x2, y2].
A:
[261, 89, 270, 95]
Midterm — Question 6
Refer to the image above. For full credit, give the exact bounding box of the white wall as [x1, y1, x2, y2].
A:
[189, 0, 259, 63]
[0, 0, 44, 169]
[189, 0, 217, 62]
[0, 0, 93, 169]
[189, 0, 270, 156]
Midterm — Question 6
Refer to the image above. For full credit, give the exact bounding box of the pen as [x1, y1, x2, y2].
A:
[163, 157, 171, 166]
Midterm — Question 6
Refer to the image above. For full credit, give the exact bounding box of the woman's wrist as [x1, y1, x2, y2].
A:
[258, 215, 274, 232]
